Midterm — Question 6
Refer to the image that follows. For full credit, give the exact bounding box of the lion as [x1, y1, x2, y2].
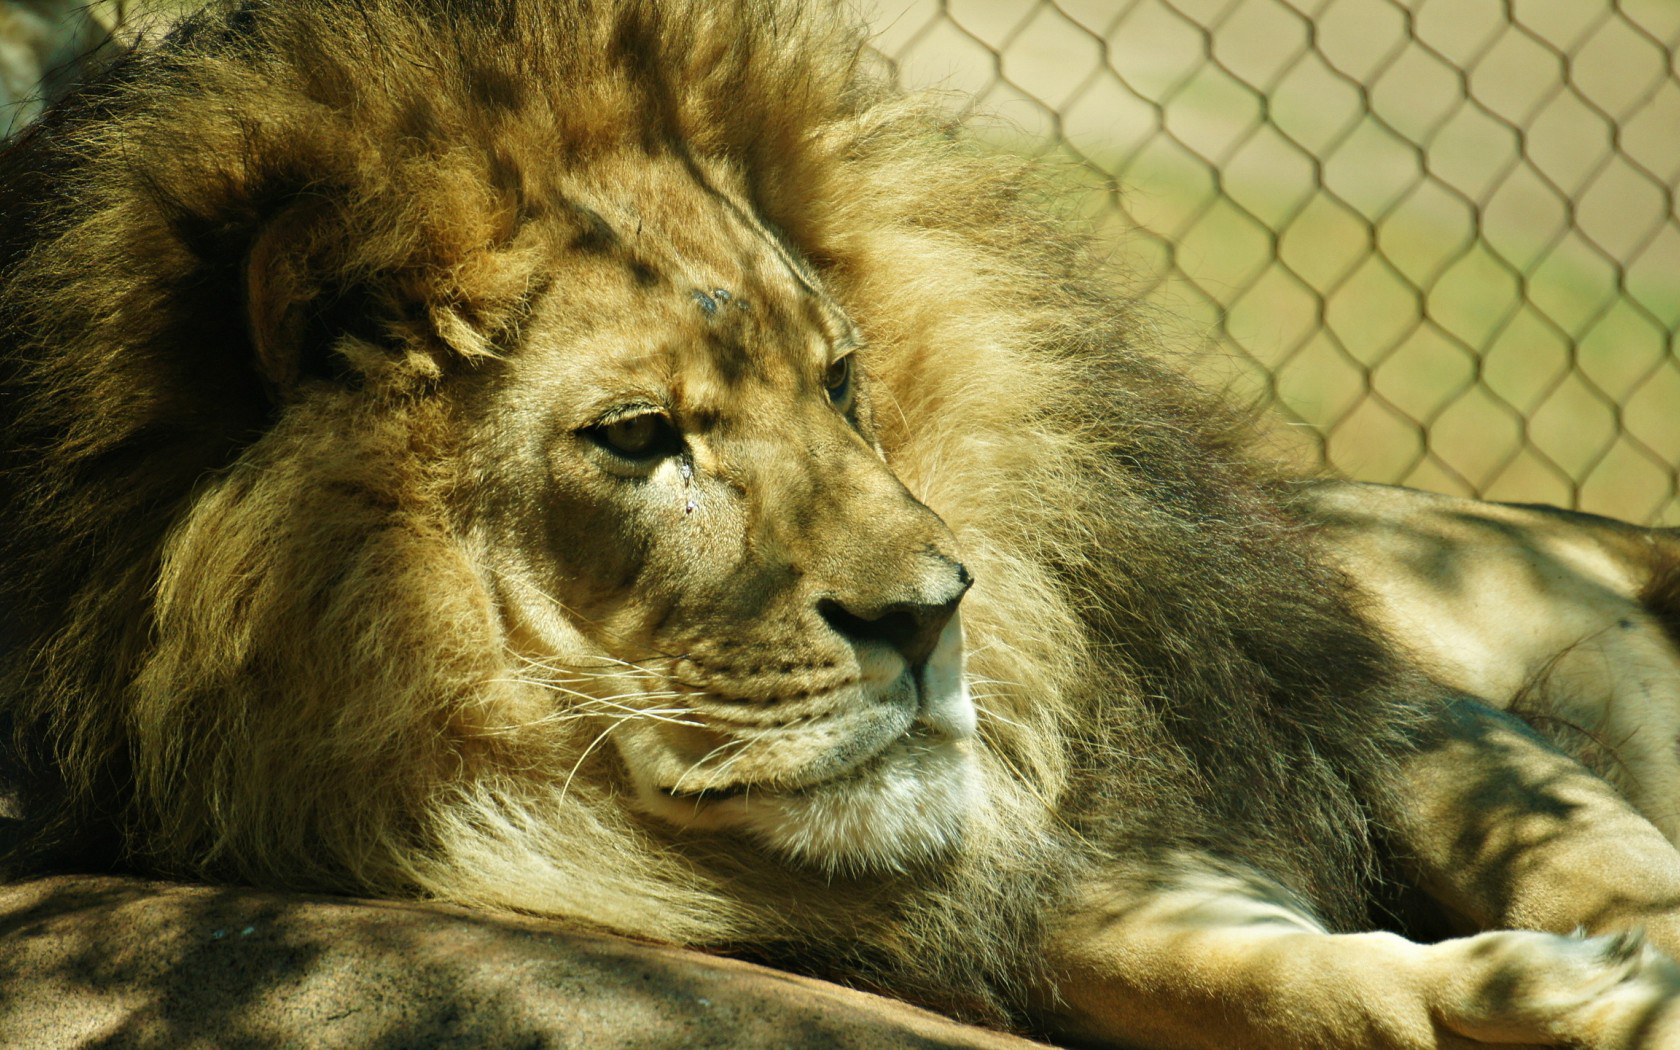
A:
[3, 0, 1680, 1046]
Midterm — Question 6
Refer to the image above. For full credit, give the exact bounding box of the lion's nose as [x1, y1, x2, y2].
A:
[817, 561, 972, 667]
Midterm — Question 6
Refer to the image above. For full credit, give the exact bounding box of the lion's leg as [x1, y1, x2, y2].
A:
[1516, 625, 1680, 845]
[1041, 859, 1680, 1050]
[1387, 697, 1680, 955]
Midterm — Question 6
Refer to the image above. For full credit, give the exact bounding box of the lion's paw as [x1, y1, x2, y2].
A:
[1435, 927, 1680, 1048]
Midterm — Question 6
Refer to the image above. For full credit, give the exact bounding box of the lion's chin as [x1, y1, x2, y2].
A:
[636, 728, 983, 873]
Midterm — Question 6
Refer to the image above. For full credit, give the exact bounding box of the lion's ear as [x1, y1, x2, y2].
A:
[246, 211, 507, 395]
[245, 206, 318, 389]
[247, 204, 518, 393]
[245, 203, 391, 391]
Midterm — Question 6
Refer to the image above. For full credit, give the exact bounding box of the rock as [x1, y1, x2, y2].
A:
[0, 874, 1052, 1048]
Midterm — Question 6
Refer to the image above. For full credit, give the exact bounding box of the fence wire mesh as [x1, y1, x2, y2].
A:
[3, 1, 1677, 522]
[868, 0, 1680, 525]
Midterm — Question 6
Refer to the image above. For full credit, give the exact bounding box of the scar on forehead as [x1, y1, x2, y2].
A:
[690, 288, 749, 318]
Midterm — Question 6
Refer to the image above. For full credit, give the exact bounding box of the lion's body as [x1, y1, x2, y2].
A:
[1310, 482, 1680, 840]
[3, 2, 1680, 1046]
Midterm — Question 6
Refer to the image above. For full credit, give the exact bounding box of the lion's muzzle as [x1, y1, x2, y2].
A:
[815, 557, 972, 670]
[626, 603, 982, 871]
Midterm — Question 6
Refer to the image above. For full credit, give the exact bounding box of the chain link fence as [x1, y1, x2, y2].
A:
[5, 0, 1677, 522]
[868, 0, 1680, 525]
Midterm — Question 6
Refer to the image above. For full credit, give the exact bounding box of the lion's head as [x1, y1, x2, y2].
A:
[444, 152, 984, 869]
[162, 142, 989, 881]
[0, 0, 1093, 948]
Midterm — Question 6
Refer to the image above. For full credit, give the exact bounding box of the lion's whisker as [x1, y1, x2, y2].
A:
[504, 662, 654, 686]
[479, 706, 705, 734]
[506, 652, 659, 680]
[493, 675, 685, 709]
[556, 720, 628, 807]
[668, 736, 752, 796]
[971, 701, 1030, 732]
[964, 674, 1025, 689]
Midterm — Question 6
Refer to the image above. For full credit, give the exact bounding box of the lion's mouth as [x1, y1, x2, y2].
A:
[657, 782, 748, 802]
[651, 719, 943, 804]
[637, 721, 981, 872]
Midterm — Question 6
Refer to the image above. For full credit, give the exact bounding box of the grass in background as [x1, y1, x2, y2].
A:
[873, 0, 1680, 524]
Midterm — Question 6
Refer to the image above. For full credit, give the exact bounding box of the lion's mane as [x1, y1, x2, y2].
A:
[0, 0, 1425, 1024]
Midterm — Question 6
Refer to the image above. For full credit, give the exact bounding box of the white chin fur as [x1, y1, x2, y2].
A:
[706, 730, 980, 872]
[636, 729, 982, 873]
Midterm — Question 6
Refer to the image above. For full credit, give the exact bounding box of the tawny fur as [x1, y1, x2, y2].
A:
[0, 0, 1436, 1027]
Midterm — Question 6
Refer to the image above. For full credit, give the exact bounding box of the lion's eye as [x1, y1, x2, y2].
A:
[824, 355, 853, 406]
[587, 413, 678, 460]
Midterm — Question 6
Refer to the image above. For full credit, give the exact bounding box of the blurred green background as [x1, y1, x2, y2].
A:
[869, 0, 1680, 524]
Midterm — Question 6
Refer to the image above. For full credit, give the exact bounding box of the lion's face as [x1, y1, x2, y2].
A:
[458, 156, 980, 871]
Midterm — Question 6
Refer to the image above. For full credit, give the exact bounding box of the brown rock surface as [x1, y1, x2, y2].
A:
[0, 874, 1052, 1048]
